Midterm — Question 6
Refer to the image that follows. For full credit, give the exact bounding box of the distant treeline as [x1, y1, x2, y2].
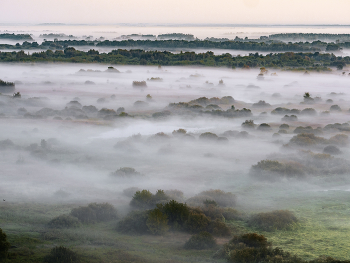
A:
[0, 33, 33, 40]
[0, 48, 347, 70]
[266, 33, 350, 42]
[2, 39, 350, 52]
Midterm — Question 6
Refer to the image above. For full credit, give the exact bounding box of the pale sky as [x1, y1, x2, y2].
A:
[1, 0, 350, 25]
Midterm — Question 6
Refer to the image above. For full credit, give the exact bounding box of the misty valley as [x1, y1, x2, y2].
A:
[1, 62, 350, 262]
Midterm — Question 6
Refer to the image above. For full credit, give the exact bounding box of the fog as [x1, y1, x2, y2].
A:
[1, 63, 350, 216]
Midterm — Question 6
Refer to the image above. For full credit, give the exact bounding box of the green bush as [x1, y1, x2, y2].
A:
[201, 204, 224, 220]
[0, 228, 10, 262]
[248, 210, 298, 231]
[130, 189, 171, 209]
[116, 210, 149, 235]
[48, 214, 81, 228]
[130, 190, 153, 209]
[214, 233, 303, 263]
[157, 200, 190, 230]
[43, 246, 80, 263]
[185, 212, 211, 233]
[289, 133, 328, 146]
[146, 208, 169, 235]
[70, 203, 118, 224]
[207, 219, 231, 236]
[184, 232, 216, 250]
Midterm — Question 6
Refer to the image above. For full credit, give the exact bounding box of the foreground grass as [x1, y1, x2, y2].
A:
[1, 189, 350, 262]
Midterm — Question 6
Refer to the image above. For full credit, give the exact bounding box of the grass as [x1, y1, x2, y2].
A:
[1, 189, 350, 262]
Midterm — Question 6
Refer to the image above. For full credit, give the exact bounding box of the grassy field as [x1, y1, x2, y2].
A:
[1, 188, 350, 262]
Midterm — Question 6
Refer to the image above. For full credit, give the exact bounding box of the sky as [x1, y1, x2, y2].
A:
[1, 0, 350, 25]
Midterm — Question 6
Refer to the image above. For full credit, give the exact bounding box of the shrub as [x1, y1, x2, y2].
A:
[185, 212, 211, 233]
[242, 120, 255, 129]
[132, 81, 147, 87]
[301, 108, 317, 116]
[130, 189, 170, 209]
[130, 190, 153, 209]
[172, 129, 187, 136]
[330, 105, 342, 112]
[184, 232, 216, 250]
[111, 167, 141, 177]
[279, 124, 289, 129]
[257, 123, 272, 131]
[199, 132, 218, 140]
[201, 204, 224, 220]
[43, 246, 80, 263]
[116, 210, 149, 235]
[157, 200, 190, 230]
[214, 233, 301, 263]
[323, 145, 342, 155]
[250, 160, 306, 179]
[197, 189, 236, 207]
[289, 133, 328, 146]
[146, 208, 169, 235]
[48, 214, 81, 229]
[0, 228, 10, 261]
[207, 219, 231, 236]
[70, 203, 118, 224]
[282, 115, 298, 122]
[248, 210, 298, 231]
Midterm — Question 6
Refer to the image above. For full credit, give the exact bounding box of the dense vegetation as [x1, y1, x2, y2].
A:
[0, 33, 33, 40]
[0, 48, 346, 69]
[2, 39, 349, 52]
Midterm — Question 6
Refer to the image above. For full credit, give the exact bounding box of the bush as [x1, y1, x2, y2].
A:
[70, 203, 118, 224]
[214, 233, 302, 263]
[0, 228, 10, 261]
[323, 145, 342, 155]
[300, 108, 317, 116]
[279, 124, 290, 129]
[111, 167, 141, 177]
[207, 219, 231, 236]
[185, 212, 211, 233]
[197, 189, 236, 207]
[130, 189, 170, 209]
[48, 214, 81, 229]
[146, 208, 169, 235]
[250, 160, 306, 180]
[289, 133, 328, 146]
[132, 81, 147, 87]
[199, 132, 218, 140]
[184, 232, 216, 249]
[242, 120, 255, 130]
[43, 246, 80, 263]
[201, 204, 224, 220]
[157, 200, 190, 230]
[116, 210, 149, 235]
[330, 105, 342, 112]
[130, 190, 153, 209]
[248, 210, 298, 231]
[257, 123, 272, 131]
